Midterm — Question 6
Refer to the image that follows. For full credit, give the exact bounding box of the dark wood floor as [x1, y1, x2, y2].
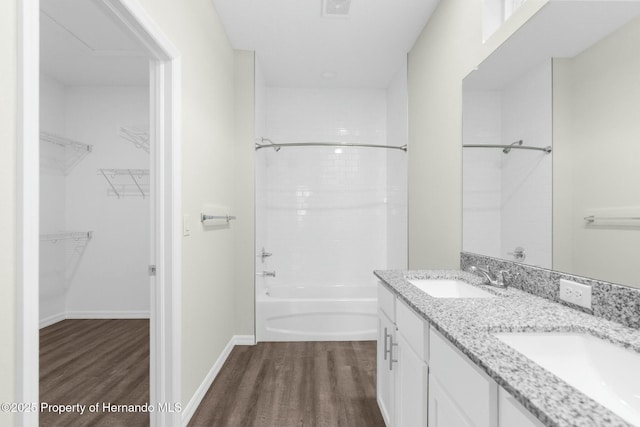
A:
[39, 319, 150, 427]
[188, 341, 385, 427]
[40, 322, 383, 427]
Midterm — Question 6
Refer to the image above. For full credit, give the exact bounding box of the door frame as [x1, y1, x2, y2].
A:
[17, 1, 182, 426]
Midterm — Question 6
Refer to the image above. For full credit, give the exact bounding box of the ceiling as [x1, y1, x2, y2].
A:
[211, 0, 440, 88]
[40, 0, 148, 86]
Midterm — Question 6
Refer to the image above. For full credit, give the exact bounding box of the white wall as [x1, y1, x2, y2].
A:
[64, 86, 150, 315]
[260, 88, 391, 288]
[386, 63, 409, 269]
[233, 50, 255, 335]
[554, 17, 640, 288]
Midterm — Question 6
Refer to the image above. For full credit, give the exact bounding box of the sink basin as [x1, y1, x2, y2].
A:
[407, 279, 496, 298]
[495, 332, 640, 425]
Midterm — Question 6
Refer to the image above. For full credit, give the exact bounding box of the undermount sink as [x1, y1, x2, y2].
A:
[407, 279, 496, 298]
[495, 332, 640, 425]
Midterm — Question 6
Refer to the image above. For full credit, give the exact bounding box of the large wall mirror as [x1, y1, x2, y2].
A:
[463, 1, 640, 289]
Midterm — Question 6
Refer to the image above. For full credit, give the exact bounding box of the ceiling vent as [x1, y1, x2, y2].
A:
[323, 0, 351, 17]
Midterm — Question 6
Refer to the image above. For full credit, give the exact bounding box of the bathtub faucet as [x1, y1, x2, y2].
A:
[256, 271, 276, 278]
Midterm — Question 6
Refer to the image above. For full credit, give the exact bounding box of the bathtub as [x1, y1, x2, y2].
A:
[256, 285, 378, 342]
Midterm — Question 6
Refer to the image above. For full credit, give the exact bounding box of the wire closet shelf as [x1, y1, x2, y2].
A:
[40, 231, 93, 243]
[255, 137, 407, 152]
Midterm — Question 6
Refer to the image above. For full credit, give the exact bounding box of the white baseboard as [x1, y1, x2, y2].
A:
[39, 311, 151, 328]
[182, 334, 256, 427]
[39, 312, 66, 329]
[234, 334, 256, 346]
[66, 311, 151, 319]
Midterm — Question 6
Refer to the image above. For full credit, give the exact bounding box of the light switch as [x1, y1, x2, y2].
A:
[183, 214, 191, 236]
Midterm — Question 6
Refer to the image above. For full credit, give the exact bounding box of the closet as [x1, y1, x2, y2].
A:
[39, 80, 150, 324]
[39, 0, 150, 326]
[39, 2, 152, 423]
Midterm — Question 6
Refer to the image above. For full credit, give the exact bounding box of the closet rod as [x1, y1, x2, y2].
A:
[256, 138, 407, 152]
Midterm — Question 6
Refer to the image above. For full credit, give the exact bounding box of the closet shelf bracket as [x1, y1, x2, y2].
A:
[98, 168, 149, 199]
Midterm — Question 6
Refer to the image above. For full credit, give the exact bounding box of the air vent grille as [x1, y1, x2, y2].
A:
[323, 0, 351, 17]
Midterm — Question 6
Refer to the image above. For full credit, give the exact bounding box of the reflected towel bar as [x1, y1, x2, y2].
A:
[584, 216, 640, 223]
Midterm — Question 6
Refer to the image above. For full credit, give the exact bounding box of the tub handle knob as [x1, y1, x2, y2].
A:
[258, 247, 273, 263]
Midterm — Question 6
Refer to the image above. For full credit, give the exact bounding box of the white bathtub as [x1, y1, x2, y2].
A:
[256, 285, 378, 342]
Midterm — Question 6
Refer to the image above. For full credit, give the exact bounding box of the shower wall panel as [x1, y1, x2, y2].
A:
[262, 88, 389, 287]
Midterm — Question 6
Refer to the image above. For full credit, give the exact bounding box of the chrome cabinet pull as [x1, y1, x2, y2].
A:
[389, 336, 398, 371]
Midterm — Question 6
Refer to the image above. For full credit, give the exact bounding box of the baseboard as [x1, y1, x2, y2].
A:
[182, 334, 256, 427]
[233, 334, 256, 346]
[39, 311, 151, 329]
[39, 312, 66, 329]
[66, 311, 151, 319]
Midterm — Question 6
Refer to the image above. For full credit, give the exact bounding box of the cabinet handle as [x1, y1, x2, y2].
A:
[383, 327, 389, 360]
[389, 336, 398, 371]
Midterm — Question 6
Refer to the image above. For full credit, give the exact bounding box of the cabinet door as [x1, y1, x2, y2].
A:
[428, 374, 474, 427]
[498, 387, 544, 427]
[395, 331, 427, 427]
[377, 311, 395, 427]
[429, 329, 497, 427]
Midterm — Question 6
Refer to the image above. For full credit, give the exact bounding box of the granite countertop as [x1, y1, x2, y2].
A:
[374, 269, 640, 427]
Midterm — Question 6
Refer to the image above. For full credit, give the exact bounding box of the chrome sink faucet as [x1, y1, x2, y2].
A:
[467, 265, 508, 288]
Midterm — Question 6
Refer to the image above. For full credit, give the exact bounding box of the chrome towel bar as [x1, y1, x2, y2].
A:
[201, 214, 237, 223]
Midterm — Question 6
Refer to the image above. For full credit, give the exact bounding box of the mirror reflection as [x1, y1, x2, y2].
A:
[463, 3, 640, 289]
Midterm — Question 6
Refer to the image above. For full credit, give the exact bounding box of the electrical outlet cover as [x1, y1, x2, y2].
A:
[559, 279, 592, 310]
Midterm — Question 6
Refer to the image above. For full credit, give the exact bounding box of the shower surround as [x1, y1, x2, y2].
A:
[255, 82, 408, 341]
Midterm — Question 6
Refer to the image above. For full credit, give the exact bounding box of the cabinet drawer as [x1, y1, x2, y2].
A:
[430, 328, 497, 427]
[378, 282, 396, 321]
[396, 298, 427, 362]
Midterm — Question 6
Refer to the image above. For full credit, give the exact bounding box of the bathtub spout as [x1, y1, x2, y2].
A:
[256, 271, 276, 277]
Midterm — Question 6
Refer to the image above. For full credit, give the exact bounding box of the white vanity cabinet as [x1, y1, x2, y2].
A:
[377, 283, 428, 427]
[378, 282, 544, 427]
[428, 328, 498, 427]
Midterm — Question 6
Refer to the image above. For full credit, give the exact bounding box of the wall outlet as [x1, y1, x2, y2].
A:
[559, 279, 592, 309]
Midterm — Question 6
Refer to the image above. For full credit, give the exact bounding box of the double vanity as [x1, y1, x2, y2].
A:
[374, 269, 640, 427]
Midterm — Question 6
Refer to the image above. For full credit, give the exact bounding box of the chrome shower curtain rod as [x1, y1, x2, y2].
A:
[463, 141, 552, 154]
[255, 138, 407, 152]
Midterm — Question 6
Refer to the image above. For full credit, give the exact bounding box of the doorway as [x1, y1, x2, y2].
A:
[18, 1, 181, 426]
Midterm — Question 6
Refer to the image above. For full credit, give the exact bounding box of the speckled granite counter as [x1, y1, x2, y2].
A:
[374, 269, 640, 427]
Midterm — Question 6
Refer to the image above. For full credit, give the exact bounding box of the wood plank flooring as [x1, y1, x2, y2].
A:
[39, 319, 149, 427]
[40, 322, 383, 427]
[188, 341, 385, 427]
